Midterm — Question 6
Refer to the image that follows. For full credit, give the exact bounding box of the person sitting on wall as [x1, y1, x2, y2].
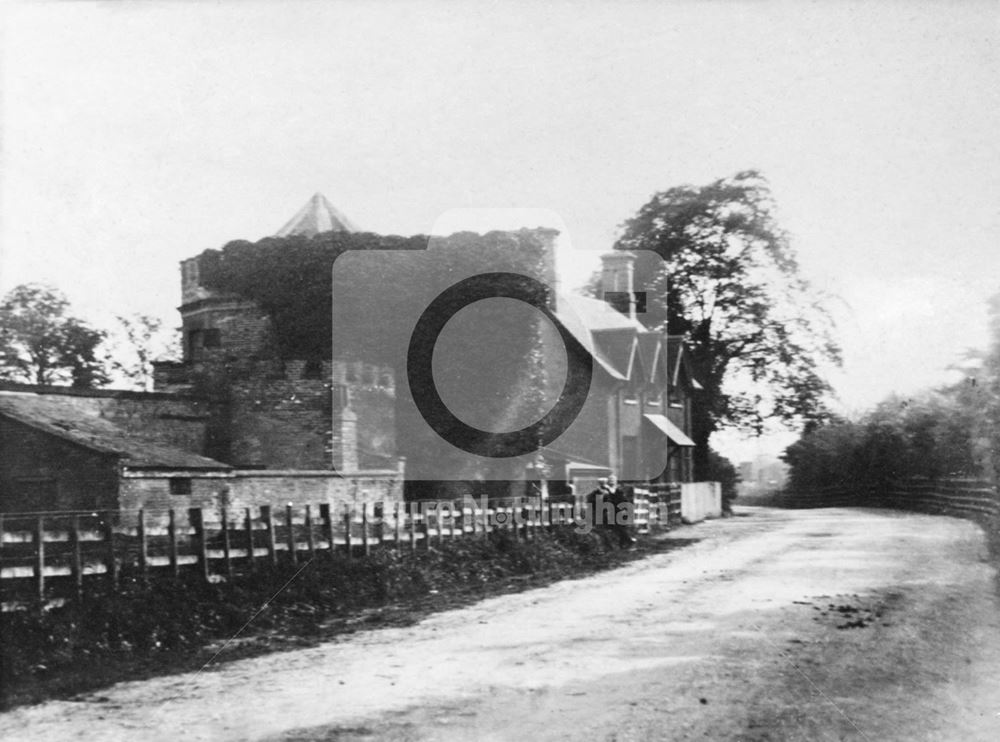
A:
[586, 477, 610, 511]
[586, 475, 636, 548]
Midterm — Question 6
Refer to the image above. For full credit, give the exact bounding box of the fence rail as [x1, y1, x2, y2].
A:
[0, 486, 682, 611]
[783, 478, 1000, 521]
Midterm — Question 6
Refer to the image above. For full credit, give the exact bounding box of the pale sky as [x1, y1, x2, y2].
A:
[2, 1, 999, 459]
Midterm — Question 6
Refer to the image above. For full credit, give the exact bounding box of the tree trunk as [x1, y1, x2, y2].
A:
[690, 388, 715, 481]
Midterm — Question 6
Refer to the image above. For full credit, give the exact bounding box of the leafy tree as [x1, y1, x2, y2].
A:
[613, 170, 842, 478]
[983, 291, 1000, 480]
[784, 288, 1000, 501]
[108, 314, 180, 391]
[783, 388, 987, 501]
[0, 284, 110, 388]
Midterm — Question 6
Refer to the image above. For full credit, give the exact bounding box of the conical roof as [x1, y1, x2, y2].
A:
[274, 193, 359, 237]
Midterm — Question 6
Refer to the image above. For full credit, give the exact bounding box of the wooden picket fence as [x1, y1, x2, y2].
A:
[0, 487, 681, 612]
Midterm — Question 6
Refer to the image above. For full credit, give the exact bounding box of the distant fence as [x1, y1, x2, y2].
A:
[0, 486, 682, 612]
[784, 478, 1000, 522]
[781, 483, 871, 509]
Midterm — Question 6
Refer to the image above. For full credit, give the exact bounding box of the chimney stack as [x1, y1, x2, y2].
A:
[600, 252, 637, 319]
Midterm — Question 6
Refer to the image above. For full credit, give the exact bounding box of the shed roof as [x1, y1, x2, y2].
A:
[0, 391, 230, 470]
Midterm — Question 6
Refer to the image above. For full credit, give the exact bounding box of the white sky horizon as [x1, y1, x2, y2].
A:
[2, 1, 998, 462]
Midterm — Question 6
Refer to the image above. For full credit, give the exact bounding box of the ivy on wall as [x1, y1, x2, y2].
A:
[198, 228, 561, 473]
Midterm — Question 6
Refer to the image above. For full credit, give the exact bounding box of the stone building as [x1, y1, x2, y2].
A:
[0, 195, 402, 515]
[156, 192, 398, 474]
[0, 194, 700, 515]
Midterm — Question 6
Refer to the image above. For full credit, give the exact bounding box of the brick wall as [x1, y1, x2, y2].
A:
[227, 373, 332, 469]
[223, 361, 396, 471]
[227, 470, 403, 511]
[118, 471, 232, 520]
[118, 468, 403, 525]
[182, 299, 275, 362]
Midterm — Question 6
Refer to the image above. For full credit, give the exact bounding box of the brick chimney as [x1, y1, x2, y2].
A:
[600, 252, 637, 319]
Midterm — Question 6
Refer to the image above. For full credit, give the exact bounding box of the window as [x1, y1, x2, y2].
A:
[187, 329, 202, 354]
[303, 359, 323, 379]
[169, 477, 192, 495]
[624, 385, 638, 404]
[647, 389, 662, 406]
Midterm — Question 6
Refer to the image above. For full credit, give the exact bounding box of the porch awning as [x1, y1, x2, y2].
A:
[643, 414, 695, 447]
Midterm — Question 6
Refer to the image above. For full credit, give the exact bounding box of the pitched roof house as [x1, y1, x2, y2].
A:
[537, 252, 698, 494]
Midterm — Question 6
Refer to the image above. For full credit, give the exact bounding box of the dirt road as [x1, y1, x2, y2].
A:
[3, 507, 1000, 741]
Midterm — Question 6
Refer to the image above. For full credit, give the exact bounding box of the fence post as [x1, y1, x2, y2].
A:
[244, 507, 256, 572]
[408, 502, 417, 552]
[70, 514, 83, 599]
[375, 502, 385, 551]
[361, 503, 370, 557]
[304, 504, 316, 558]
[261, 506, 277, 567]
[189, 508, 210, 583]
[103, 512, 118, 590]
[343, 504, 353, 558]
[35, 515, 45, 604]
[394, 502, 402, 553]
[168, 508, 179, 577]
[319, 503, 334, 556]
[422, 503, 432, 549]
[221, 507, 233, 579]
[285, 504, 298, 566]
[137, 509, 148, 583]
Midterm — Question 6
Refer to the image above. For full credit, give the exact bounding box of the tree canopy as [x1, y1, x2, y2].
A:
[613, 170, 841, 476]
[0, 284, 110, 388]
[106, 314, 180, 392]
[783, 288, 1000, 497]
